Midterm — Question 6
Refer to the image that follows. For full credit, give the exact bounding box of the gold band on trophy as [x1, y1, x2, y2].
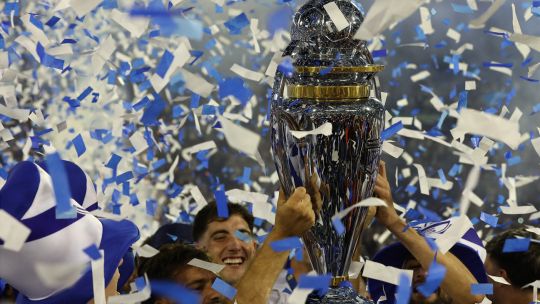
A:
[287, 84, 371, 100]
[295, 65, 385, 74]
[331, 276, 350, 287]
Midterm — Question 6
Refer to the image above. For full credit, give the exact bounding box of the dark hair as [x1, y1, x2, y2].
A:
[141, 243, 210, 281]
[485, 228, 540, 288]
[140, 244, 210, 304]
[192, 202, 254, 242]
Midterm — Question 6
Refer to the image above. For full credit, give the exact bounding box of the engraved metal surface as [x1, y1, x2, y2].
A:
[270, 1, 384, 302]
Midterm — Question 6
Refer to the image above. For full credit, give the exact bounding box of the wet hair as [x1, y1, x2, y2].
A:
[192, 202, 254, 242]
[141, 243, 210, 281]
[485, 227, 540, 289]
[140, 244, 211, 304]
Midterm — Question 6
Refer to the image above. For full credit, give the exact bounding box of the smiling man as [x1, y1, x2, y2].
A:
[193, 202, 256, 285]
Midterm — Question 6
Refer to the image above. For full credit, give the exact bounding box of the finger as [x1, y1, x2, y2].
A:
[379, 161, 387, 178]
[277, 188, 287, 207]
[287, 187, 307, 205]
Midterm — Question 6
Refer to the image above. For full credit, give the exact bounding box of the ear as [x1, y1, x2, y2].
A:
[499, 268, 513, 286]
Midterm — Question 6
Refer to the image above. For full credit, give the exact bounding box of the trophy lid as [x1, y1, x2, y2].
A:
[284, 0, 380, 70]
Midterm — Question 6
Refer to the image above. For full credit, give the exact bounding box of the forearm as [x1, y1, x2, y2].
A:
[387, 218, 484, 304]
[235, 231, 290, 304]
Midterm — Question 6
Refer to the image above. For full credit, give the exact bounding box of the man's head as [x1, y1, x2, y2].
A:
[142, 244, 224, 304]
[485, 228, 540, 303]
[193, 202, 256, 285]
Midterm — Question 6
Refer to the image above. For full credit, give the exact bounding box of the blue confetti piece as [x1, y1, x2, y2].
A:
[235, 230, 253, 243]
[218, 77, 253, 106]
[372, 49, 387, 58]
[36, 42, 64, 70]
[332, 217, 346, 235]
[105, 153, 121, 169]
[77, 87, 93, 102]
[151, 280, 200, 303]
[277, 58, 294, 78]
[507, 156, 521, 166]
[381, 121, 404, 141]
[72, 134, 86, 157]
[83, 244, 102, 260]
[417, 260, 446, 297]
[298, 274, 332, 295]
[45, 16, 61, 27]
[214, 189, 229, 218]
[531, 103, 540, 115]
[396, 273, 412, 304]
[140, 94, 166, 126]
[116, 171, 134, 184]
[224, 13, 250, 35]
[45, 153, 76, 219]
[167, 233, 178, 241]
[270, 237, 302, 252]
[156, 50, 174, 78]
[502, 238, 530, 253]
[471, 283, 493, 295]
[483, 62, 513, 68]
[4, 2, 20, 16]
[457, 91, 468, 113]
[146, 199, 157, 216]
[437, 169, 447, 184]
[480, 212, 498, 227]
[212, 277, 237, 300]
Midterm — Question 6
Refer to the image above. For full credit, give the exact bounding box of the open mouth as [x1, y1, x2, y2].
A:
[222, 257, 245, 266]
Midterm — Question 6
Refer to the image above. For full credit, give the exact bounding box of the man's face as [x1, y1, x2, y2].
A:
[403, 258, 450, 304]
[176, 266, 224, 304]
[197, 215, 256, 285]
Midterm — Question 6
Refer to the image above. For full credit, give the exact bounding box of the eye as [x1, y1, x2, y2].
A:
[212, 233, 227, 241]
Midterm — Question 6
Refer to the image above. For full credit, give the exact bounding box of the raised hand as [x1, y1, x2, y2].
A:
[273, 187, 316, 238]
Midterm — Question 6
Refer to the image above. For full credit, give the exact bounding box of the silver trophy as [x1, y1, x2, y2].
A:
[270, 0, 385, 302]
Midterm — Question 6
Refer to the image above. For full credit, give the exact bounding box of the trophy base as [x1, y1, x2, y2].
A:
[306, 286, 374, 304]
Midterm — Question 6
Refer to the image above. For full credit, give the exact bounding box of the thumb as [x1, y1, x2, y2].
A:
[277, 188, 287, 207]
[286, 187, 307, 205]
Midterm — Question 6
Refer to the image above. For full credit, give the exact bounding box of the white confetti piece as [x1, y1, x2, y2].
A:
[446, 28, 461, 43]
[111, 9, 150, 38]
[188, 258, 225, 274]
[469, 0, 505, 29]
[230, 64, 264, 82]
[134, 244, 160, 258]
[410, 70, 430, 82]
[488, 274, 511, 285]
[419, 7, 434, 35]
[91, 251, 106, 304]
[362, 260, 413, 286]
[459, 165, 481, 215]
[354, 0, 424, 40]
[181, 141, 217, 161]
[434, 215, 473, 255]
[500, 205, 537, 215]
[323, 2, 350, 32]
[465, 81, 476, 91]
[129, 131, 149, 155]
[0, 210, 31, 252]
[511, 4, 531, 59]
[90, 35, 116, 76]
[290, 122, 333, 139]
[510, 33, 540, 53]
[218, 116, 261, 157]
[70, 0, 102, 17]
[413, 164, 429, 195]
[451, 109, 524, 150]
[333, 197, 386, 221]
[382, 141, 404, 158]
[181, 69, 215, 98]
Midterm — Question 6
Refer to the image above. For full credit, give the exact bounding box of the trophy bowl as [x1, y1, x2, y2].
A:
[270, 0, 385, 302]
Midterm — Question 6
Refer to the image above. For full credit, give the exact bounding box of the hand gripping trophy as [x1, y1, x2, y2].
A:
[270, 0, 385, 302]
